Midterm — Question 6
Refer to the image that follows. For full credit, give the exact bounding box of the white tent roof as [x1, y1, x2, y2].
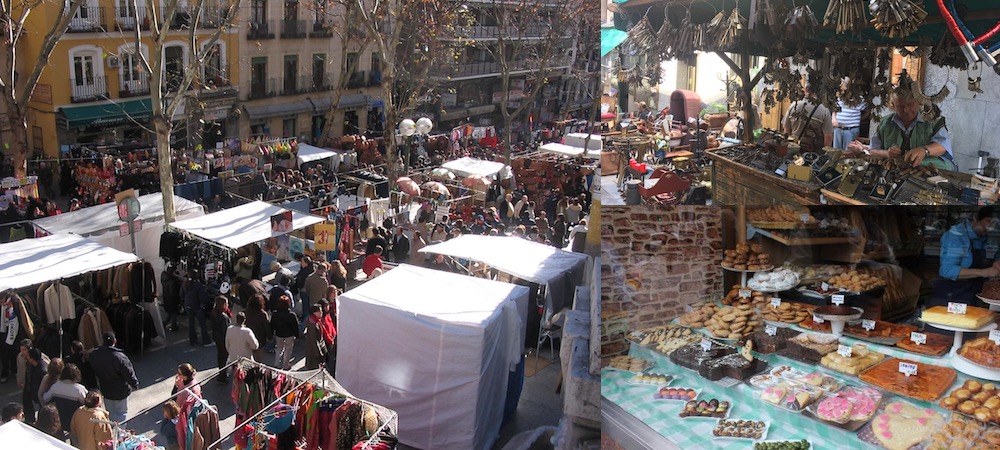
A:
[0, 419, 77, 449]
[539, 142, 601, 160]
[563, 132, 603, 150]
[0, 234, 139, 291]
[168, 201, 325, 249]
[33, 193, 203, 236]
[420, 234, 588, 285]
[296, 144, 337, 165]
[441, 157, 507, 178]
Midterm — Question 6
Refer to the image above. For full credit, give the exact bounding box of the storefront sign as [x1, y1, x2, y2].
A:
[314, 223, 338, 251]
[947, 302, 968, 315]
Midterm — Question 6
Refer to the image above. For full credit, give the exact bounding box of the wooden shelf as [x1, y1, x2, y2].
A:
[748, 225, 857, 246]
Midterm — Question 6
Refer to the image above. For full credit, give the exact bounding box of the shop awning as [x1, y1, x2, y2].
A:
[296, 143, 336, 165]
[0, 234, 140, 291]
[58, 99, 153, 129]
[601, 26, 628, 57]
[33, 193, 203, 236]
[539, 142, 601, 160]
[441, 157, 507, 178]
[168, 200, 325, 250]
[244, 100, 314, 120]
[338, 94, 369, 109]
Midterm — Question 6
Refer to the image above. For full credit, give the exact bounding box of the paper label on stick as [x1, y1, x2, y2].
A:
[771, 297, 781, 309]
[910, 332, 926, 345]
[701, 339, 712, 352]
[813, 315, 825, 324]
[862, 320, 876, 331]
[948, 302, 968, 315]
[821, 282, 830, 291]
[800, 213, 810, 223]
[765, 324, 777, 336]
[990, 330, 1000, 345]
[838, 344, 853, 358]
[832, 294, 845, 305]
[739, 289, 752, 299]
[899, 362, 918, 377]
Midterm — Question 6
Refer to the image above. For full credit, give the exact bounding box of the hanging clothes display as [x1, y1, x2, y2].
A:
[77, 306, 114, 350]
[43, 281, 76, 324]
[176, 397, 221, 450]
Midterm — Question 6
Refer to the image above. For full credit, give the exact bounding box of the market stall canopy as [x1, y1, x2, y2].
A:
[420, 235, 588, 285]
[395, 176, 422, 197]
[296, 144, 337, 165]
[168, 201, 324, 250]
[614, 0, 1000, 50]
[33, 193, 202, 236]
[337, 264, 529, 450]
[0, 234, 139, 291]
[441, 157, 507, 178]
[602, 25, 628, 56]
[0, 420, 78, 449]
[539, 142, 602, 160]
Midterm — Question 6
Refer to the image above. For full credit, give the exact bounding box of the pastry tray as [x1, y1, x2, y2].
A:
[802, 386, 884, 432]
[858, 358, 956, 402]
[843, 330, 901, 346]
[756, 385, 823, 414]
[650, 387, 700, 402]
[711, 420, 770, 442]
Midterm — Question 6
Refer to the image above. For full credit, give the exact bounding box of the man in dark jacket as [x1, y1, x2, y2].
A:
[292, 254, 313, 298]
[183, 276, 211, 346]
[24, 348, 47, 424]
[390, 227, 410, 263]
[160, 266, 182, 331]
[88, 332, 138, 423]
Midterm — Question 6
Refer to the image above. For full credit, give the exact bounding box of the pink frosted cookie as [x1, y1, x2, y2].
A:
[761, 385, 787, 404]
[840, 390, 877, 421]
[817, 395, 853, 422]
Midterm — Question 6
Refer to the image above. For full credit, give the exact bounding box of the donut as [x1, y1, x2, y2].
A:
[817, 396, 853, 422]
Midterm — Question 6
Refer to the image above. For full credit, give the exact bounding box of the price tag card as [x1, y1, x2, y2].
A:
[771, 297, 781, 309]
[765, 324, 777, 336]
[800, 213, 810, 223]
[832, 294, 845, 306]
[701, 339, 712, 352]
[899, 362, 918, 377]
[910, 332, 927, 345]
[837, 344, 853, 358]
[991, 330, 1000, 345]
[948, 302, 968, 315]
[862, 319, 876, 331]
[813, 315, 825, 324]
[740, 289, 752, 298]
[821, 282, 830, 291]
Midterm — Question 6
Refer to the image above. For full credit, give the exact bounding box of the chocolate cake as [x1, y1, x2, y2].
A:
[815, 305, 860, 316]
[738, 328, 800, 354]
[983, 280, 1000, 300]
[780, 333, 839, 364]
[669, 341, 736, 371]
[699, 353, 768, 381]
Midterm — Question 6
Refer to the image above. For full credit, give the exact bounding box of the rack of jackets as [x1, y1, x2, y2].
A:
[177, 395, 221, 450]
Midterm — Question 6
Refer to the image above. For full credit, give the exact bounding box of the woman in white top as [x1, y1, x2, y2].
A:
[225, 312, 259, 363]
[43, 363, 87, 404]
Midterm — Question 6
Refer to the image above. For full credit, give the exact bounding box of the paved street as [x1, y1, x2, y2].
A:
[0, 314, 562, 449]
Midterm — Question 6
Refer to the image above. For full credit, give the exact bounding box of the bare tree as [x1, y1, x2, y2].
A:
[474, 0, 583, 166]
[0, 0, 84, 177]
[352, 0, 469, 180]
[129, 0, 240, 222]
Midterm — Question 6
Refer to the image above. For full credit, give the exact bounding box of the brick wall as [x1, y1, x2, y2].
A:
[601, 206, 724, 341]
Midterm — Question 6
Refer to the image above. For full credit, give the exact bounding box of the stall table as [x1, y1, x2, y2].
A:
[707, 147, 822, 205]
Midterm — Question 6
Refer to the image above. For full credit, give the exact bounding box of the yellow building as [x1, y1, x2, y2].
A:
[21, 1, 242, 158]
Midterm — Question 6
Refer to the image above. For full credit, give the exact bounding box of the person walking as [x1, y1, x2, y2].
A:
[159, 400, 181, 450]
[390, 227, 410, 262]
[43, 363, 86, 429]
[87, 332, 138, 423]
[225, 312, 259, 363]
[34, 404, 64, 439]
[303, 305, 328, 370]
[182, 275, 211, 347]
[552, 214, 567, 248]
[16, 339, 47, 423]
[318, 298, 338, 377]
[209, 296, 231, 383]
[409, 231, 427, 266]
[293, 254, 313, 303]
[37, 356, 63, 406]
[243, 295, 272, 362]
[328, 260, 348, 292]
[70, 390, 113, 450]
[64, 341, 96, 390]
[303, 263, 329, 329]
[270, 296, 300, 370]
[24, 348, 48, 424]
[171, 363, 200, 406]
[160, 264, 182, 331]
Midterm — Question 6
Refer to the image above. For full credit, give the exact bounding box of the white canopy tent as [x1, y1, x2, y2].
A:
[420, 235, 588, 313]
[167, 201, 324, 250]
[337, 264, 529, 450]
[296, 143, 337, 165]
[0, 419, 78, 449]
[441, 157, 507, 178]
[563, 132, 603, 150]
[0, 233, 139, 291]
[538, 142, 601, 160]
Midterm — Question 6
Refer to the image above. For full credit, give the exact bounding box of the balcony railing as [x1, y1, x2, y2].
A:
[160, 7, 193, 29]
[113, 7, 148, 31]
[247, 20, 275, 39]
[202, 64, 232, 88]
[457, 24, 557, 39]
[347, 71, 367, 89]
[70, 76, 108, 103]
[296, 75, 332, 93]
[441, 57, 572, 78]
[68, 7, 109, 32]
[310, 21, 333, 37]
[280, 76, 298, 95]
[119, 73, 150, 98]
[248, 78, 276, 99]
[281, 19, 307, 38]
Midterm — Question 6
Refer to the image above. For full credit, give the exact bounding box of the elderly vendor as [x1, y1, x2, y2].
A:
[931, 207, 1000, 309]
[847, 90, 956, 171]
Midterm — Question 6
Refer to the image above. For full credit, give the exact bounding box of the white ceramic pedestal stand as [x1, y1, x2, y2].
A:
[952, 352, 1000, 381]
[977, 295, 1000, 312]
[721, 265, 774, 288]
[922, 321, 997, 355]
[814, 307, 864, 338]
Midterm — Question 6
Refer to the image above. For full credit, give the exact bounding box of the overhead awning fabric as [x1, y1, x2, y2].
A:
[337, 94, 369, 109]
[601, 26, 628, 57]
[33, 193, 203, 236]
[59, 99, 153, 129]
[244, 100, 314, 120]
[441, 157, 507, 178]
[0, 234, 140, 291]
[0, 420, 78, 449]
[296, 144, 336, 165]
[420, 235, 588, 285]
[539, 142, 601, 159]
[168, 201, 324, 250]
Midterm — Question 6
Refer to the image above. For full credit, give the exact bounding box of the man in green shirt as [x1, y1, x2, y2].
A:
[848, 91, 956, 171]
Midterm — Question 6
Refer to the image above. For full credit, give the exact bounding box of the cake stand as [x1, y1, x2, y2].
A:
[952, 352, 1000, 381]
[813, 307, 864, 338]
[721, 265, 774, 287]
[920, 321, 998, 355]
[976, 295, 1000, 312]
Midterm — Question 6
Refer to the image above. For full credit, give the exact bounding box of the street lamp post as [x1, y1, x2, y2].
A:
[398, 117, 434, 173]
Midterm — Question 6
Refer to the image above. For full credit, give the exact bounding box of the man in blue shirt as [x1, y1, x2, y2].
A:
[933, 208, 1000, 309]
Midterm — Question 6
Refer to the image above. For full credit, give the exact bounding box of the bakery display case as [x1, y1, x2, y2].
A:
[601, 205, 1000, 449]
